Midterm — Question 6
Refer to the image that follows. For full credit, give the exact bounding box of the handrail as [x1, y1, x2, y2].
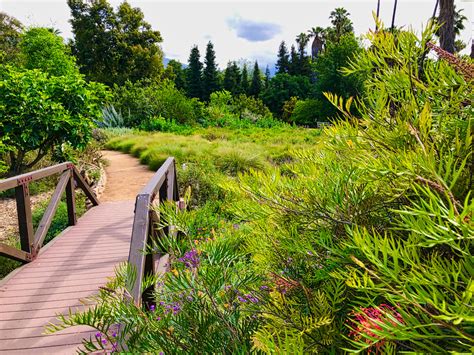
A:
[128, 157, 179, 306]
[0, 162, 99, 262]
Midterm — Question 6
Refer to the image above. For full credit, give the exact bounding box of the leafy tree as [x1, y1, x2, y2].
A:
[20, 27, 78, 77]
[186, 45, 203, 99]
[223, 61, 241, 95]
[202, 41, 220, 101]
[0, 66, 108, 174]
[249, 61, 262, 97]
[0, 12, 23, 63]
[327, 7, 353, 42]
[68, 0, 163, 85]
[240, 64, 249, 95]
[436, 4, 466, 53]
[164, 59, 186, 92]
[312, 34, 364, 120]
[275, 41, 290, 74]
[260, 73, 311, 116]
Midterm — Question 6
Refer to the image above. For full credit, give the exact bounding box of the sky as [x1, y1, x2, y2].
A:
[1, 0, 472, 71]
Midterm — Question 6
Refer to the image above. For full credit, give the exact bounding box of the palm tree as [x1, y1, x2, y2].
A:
[329, 7, 353, 41]
[375, 0, 381, 31]
[307, 26, 325, 59]
[295, 32, 310, 59]
[438, 0, 455, 53]
[390, 0, 398, 31]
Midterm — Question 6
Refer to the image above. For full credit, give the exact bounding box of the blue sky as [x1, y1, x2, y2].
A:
[1, 0, 472, 71]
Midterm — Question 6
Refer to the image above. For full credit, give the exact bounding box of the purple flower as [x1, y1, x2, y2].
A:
[159, 301, 165, 306]
[237, 296, 247, 303]
[224, 285, 232, 291]
[156, 316, 161, 321]
[187, 296, 194, 302]
[102, 339, 107, 345]
[112, 331, 117, 338]
[178, 249, 200, 269]
[260, 285, 269, 291]
[112, 343, 118, 352]
[245, 294, 259, 303]
[95, 332, 101, 338]
[172, 303, 182, 314]
[307, 251, 314, 256]
[150, 304, 156, 312]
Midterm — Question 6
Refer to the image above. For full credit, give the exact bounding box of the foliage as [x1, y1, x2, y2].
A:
[290, 98, 325, 126]
[276, 41, 290, 74]
[99, 105, 124, 128]
[202, 41, 220, 101]
[68, 0, 163, 86]
[20, 27, 78, 77]
[223, 61, 242, 96]
[0, 12, 23, 63]
[112, 79, 204, 128]
[312, 34, 365, 120]
[164, 59, 187, 92]
[249, 61, 262, 97]
[260, 74, 311, 116]
[186, 45, 203, 99]
[0, 66, 109, 174]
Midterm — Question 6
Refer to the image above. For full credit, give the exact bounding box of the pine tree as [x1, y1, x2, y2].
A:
[186, 45, 203, 99]
[264, 65, 271, 88]
[241, 64, 249, 95]
[276, 41, 290, 74]
[202, 41, 220, 100]
[223, 61, 241, 95]
[249, 61, 262, 97]
[289, 44, 299, 75]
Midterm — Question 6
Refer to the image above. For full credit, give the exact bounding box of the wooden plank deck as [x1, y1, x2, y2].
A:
[0, 200, 134, 354]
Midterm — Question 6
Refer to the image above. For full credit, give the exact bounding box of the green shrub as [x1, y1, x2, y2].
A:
[290, 99, 325, 126]
[113, 79, 204, 127]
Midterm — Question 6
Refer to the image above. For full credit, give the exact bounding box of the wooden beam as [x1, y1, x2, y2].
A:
[0, 243, 30, 263]
[15, 184, 34, 254]
[0, 162, 70, 192]
[33, 171, 70, 250]
[65, 170, 77, 226]
[128, 194, 151, 306]
[72, 167, 99, 206]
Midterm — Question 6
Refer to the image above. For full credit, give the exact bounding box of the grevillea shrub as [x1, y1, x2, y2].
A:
[50, 22, 473, 353]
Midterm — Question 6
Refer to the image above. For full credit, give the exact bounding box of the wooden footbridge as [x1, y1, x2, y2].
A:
[0, 158, 179, 353]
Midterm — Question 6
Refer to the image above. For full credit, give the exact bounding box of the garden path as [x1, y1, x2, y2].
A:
[0, 151, 153, 354]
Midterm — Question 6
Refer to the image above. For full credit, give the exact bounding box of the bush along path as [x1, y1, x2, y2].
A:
[0, 151, 156, 353]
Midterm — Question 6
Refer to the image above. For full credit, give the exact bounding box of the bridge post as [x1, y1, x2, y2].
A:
[65, 169, 77, 226]
[15, 182, 34, 256]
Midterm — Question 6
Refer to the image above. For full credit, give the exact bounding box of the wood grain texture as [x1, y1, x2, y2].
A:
[0, 201, 134, 353]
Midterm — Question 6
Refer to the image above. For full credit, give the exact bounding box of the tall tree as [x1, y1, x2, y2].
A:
[390, 0, 398, 31]
[438, 0, 455, 53]
[241, 64, 249, 95]
[20, 27, 78, 77]
[68, 0, 163, 86]
[296, 32, 312, 76]
[164, 59, 186, 91]
[186, 45, 203, 99]
[327, 7, 353, 42]
[202, 41, 220, 100]
[308, 26, 325, 59]
[264, 65, 271, 88]
[276, 41, 290, 74]
[288, 44, 299, 75]
[249, 61, 262, 97]
[223, 61, 241, 95]
[0, 12, 23, 63]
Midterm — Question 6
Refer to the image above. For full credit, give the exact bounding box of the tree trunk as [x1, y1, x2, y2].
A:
[439, 0, 455, 53]
[391, 0, 398, 31]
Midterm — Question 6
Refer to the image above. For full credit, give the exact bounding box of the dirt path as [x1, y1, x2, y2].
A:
[100, 150, 155, 202]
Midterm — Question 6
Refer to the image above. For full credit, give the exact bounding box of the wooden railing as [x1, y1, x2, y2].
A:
[128, 157, 180, 306]
[0, 163, 99, 263]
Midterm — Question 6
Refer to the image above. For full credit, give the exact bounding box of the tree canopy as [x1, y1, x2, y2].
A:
[68, 0, 163, 86]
